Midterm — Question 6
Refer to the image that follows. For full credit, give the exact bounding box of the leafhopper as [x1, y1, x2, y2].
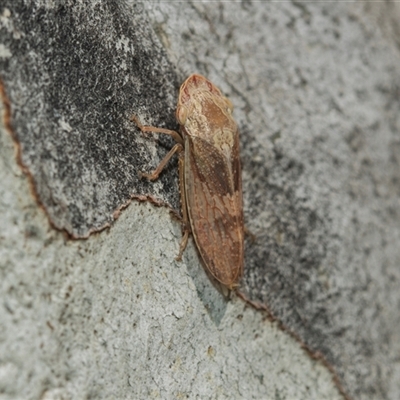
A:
[131, 74, 244, 289]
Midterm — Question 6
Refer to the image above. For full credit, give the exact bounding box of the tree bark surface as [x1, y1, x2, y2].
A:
[1, 1, 400, 399]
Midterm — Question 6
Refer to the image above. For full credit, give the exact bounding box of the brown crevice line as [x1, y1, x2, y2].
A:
[112, 193, 177, 224]
[0, 77, 175, 240]
[0, 77, 85, 239]
[236, 290, 352, 400]
[1, 77, 351, 399]
[71, 193, 174, 239]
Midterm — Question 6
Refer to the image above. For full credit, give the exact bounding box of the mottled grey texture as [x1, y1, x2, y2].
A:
[1, 1, 400, 399]
[0, 112, 342, 399]
[0, 0, 179, 237]
[145, 2, 400, 399]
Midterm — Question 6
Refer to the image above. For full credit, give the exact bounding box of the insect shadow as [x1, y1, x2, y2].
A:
[181, 232, 230, 326]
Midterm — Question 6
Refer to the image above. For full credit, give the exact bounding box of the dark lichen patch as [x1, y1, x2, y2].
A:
[0, 1, 180, 237]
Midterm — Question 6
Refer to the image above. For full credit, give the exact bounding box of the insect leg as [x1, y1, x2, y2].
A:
[175, 153, 190, 261]
[139, 143, 183, 181]
[131, 114, 183, 145]
[131, 114, 190, 259]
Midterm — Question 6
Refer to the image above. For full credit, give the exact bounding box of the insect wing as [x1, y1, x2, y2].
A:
[184, 133, 244, 288]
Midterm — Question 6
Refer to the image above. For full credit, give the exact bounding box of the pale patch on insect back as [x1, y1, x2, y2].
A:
[132, 74, 244, 290]
[213, 128, 235, 161]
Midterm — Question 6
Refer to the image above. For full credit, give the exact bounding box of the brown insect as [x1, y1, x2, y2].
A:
[131, 74, 244, 289]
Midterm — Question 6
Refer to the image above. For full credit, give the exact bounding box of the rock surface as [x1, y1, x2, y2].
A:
[1, 1, 400, 399]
